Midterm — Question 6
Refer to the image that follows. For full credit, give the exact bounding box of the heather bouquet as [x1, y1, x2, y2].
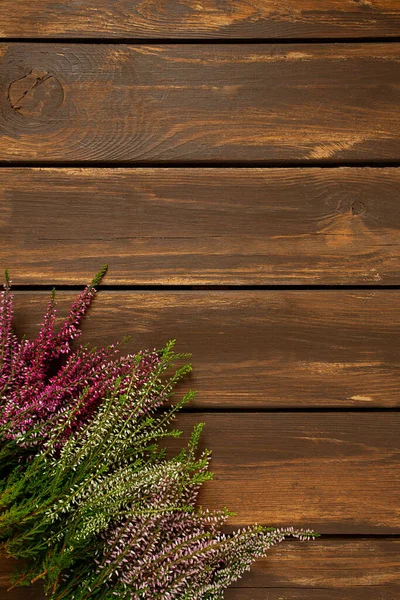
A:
[0, 268, 316, 599]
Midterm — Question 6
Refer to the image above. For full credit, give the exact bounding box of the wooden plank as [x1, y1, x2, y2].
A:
[1, 1, 400, 39]
[227, 538, 400, 598]
[173, 412, 400, 534]
[2, 167, 400, 285]
[226, 589, 398, 599]
[11, 291, 400, 408]
[0, 577, 42, 600]
[232, 538, 400, 588]
[6, 586, 397, 600]
[1, 539, 399, 599]
[1, 44, 400, 163]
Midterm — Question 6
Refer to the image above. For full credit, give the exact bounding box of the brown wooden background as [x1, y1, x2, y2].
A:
[0, 2, 400, 598]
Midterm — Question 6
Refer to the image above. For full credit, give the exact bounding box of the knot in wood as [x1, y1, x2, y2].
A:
[350, 200, 366, 216]
[8, 69, 64, 117]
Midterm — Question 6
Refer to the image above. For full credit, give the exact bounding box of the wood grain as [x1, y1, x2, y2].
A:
[172, 412, 400, 533]
[11, 291, 400, 408]
[1, 1, 400, 39]
[1, 44, 400, 163]
[2, 167, 400, 285]
[232, 538, 400, 588]
[1, 587, 396, 600]
[226, 589, 399, 599]
[1, 539, 399, 599]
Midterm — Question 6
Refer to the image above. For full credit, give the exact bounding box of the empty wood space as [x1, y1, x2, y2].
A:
[1, 167, 400, 285]
[1, 1, 400, 39]
[0, 1, 399, 598]
[1, 44, 400, 163]
[226, 589, 398, 599]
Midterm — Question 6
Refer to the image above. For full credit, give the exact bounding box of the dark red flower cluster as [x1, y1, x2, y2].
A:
[0, 268, 162, 447]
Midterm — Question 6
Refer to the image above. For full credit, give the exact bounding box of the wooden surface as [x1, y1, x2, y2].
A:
[11, 290, 400, 408]
[1, 167, 400, 285]
[1, 539, 399, 599]
[226, 589, 399, 599]
[231, 538, 400, 588]
[1, 44, 400, 163]
[171, 412, 400, 533]
[1, 3, 400, 599]
[1, 1, 400, 39]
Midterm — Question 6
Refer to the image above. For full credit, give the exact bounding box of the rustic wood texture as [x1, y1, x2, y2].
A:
[226, 589, 399, 599]
[10, 291, 400, 408]
[170, 412, 400, 533]
[3, 584, 398, 600]
[2, 2, 400, 598]
[9, 586, 398, 600]
[2, 167, 400, 285]
[1, 1, 400, 39]
[2, 539, 399, 599]
[232, 538, 400, 588]
[1, 44, 400, 163]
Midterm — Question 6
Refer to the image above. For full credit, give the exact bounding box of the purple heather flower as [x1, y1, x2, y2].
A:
[0, 268, 166, 447]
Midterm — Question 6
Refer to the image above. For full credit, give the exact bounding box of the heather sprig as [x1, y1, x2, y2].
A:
[0, 266, 109, 446]
[0, 271, 317, 599]
[0, 341, 196, 570]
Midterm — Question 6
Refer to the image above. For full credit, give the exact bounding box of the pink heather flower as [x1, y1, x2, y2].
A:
[0, 269, 139, 444]
[0, 273, 100, 440]
[0, 270, 174, 449]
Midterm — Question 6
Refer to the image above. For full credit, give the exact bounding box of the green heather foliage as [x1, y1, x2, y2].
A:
[0, 268, 317, 599]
